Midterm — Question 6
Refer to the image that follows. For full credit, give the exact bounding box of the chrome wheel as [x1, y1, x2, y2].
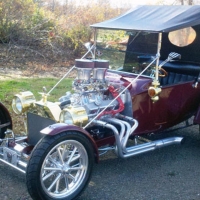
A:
[26, 131, 94, 200]
[41, 140, 88, 199]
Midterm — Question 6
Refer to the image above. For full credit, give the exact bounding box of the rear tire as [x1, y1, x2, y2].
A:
[0, 109, 8, 138]
[26, 131, 94, 200]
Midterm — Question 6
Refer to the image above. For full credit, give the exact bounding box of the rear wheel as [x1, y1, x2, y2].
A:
[26, 131, 94, 200]
[0, 109, 8, 138]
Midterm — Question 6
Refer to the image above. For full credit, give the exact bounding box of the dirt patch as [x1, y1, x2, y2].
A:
[0, 61, 77, 80]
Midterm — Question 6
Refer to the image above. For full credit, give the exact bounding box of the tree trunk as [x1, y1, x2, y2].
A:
[180, 0, 193, 5]
[188, 0, 193, 5]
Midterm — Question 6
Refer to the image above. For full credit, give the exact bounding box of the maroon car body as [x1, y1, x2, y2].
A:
[1, 5, 200, 200]
[106, 72, 200, 134]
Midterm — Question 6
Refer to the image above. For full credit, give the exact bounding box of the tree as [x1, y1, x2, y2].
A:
[179, 0, 193, 4]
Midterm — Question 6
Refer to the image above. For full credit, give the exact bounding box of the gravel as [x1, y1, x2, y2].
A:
[1, 123, 200, 200]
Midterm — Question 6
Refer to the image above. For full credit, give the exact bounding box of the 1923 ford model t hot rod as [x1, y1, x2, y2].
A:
[1, 5, 200, 200]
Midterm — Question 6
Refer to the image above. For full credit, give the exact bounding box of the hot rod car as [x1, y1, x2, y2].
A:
[1, 5, 200, 200]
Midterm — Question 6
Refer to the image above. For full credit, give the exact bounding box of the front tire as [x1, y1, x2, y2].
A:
[26, 131, 94, 200]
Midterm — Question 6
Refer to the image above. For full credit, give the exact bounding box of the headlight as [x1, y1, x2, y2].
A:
[59, 106, 88, 126]
[12, 91, 36, 114]
[148, 86, 161, 101]
[60, 110, 74, 124]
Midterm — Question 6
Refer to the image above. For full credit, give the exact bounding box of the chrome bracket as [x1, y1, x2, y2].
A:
[3, 147, 18, 166]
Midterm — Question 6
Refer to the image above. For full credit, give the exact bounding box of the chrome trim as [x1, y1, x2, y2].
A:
[104, 118, 126, 142]
[0, 158, 26, 174]
[93, 119, 183, 159]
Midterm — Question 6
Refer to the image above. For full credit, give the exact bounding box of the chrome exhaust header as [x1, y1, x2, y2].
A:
[93, 119, 183, 159]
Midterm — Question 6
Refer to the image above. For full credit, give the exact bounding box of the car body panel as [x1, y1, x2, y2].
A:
[106, 70, 200, 135]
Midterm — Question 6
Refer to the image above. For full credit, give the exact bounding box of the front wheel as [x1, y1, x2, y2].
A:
[26, 131, 94, 200]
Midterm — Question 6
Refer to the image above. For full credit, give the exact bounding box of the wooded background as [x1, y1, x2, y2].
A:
[0, 0, 198, 70]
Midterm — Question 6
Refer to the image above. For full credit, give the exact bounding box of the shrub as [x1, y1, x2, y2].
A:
[56, 2, 123, 56]
[0, 0, 127, 68]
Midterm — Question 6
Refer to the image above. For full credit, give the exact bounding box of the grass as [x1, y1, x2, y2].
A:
[0, 77, 72, 106]
[0, 77, 73, 134]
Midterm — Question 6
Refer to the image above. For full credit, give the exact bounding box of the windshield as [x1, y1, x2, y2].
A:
[96, 29, 158, 76]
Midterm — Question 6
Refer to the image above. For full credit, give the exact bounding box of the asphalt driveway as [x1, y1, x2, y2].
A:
[0, 123, 200, 200]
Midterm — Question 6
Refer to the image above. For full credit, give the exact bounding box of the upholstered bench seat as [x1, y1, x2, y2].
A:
[159, 72, 196, 85]
[159, 61, 200, 86]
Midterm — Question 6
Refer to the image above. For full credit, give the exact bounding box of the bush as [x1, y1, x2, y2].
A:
[0, 0, 127, 68]
[0, 0, 36, 43]
[57, 2, 123, 56]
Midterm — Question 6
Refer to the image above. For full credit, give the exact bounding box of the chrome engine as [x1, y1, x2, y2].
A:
[59, 59, 123, 126]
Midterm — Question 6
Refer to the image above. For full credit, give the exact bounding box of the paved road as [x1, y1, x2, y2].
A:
[80, 124, 200, 200]
[1, 123, 200, 200]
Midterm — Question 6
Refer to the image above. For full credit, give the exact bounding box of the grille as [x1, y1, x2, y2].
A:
[27, 112, 55, 145]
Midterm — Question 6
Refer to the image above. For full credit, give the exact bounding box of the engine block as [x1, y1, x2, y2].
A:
[59, 59, 121, 126]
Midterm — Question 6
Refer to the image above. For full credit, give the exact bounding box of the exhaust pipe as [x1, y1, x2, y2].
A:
[125, 137, 183, 157]
[93, 119, 183, 159]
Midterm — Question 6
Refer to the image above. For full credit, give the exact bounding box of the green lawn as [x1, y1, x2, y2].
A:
[0, 77, 72, 112]
[0, 77, 72, 134]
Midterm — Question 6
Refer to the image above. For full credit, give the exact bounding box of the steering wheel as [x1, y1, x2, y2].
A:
[158, 67, 168, 77]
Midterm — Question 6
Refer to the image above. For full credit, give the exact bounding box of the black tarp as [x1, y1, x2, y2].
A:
[91, 5, 200, 32]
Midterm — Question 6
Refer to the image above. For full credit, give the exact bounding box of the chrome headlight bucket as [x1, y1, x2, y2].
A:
[60, 106, 88, 126]
[12, 91, 36, 114]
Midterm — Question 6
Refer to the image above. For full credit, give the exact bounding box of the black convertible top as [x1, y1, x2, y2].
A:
[91, 5, 200, 32]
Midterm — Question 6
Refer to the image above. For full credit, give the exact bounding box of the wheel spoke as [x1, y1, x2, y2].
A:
[66, 173, 76, 182]
[48, 155, 58, 166]
[55, 177, 61, 194]
[67, 147, 77, 165]
[57, 147, 64, 165]
[70, 154, 80, 163]
[42, 171, 56, 181]
[44, 167, 62, 172]
[71, 163, 79, 167]
[69, 166, 83, 171]
[62, 144, 68, 158]
[47, 174, 62, 192]
[64, 175, 69, 190]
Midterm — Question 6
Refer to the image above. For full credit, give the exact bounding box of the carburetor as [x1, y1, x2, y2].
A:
[59, 59, 122, 127]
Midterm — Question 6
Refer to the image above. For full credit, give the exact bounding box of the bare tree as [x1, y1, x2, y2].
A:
[179, 0, 193, 4]
[189, 0, 193, 4]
